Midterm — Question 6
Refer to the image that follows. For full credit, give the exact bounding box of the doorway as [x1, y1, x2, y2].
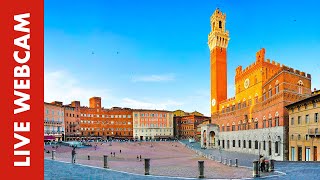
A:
[298, 146, 302, 161]
[314, 146, 317, 161]
[291, 147, 295, 161]
[306, 147, 311, 161]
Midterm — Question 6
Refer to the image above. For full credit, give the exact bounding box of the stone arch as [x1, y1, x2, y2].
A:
[275, 111, 279, 117]
[269, 85, 272, 89]
[209, 131, 216, 147]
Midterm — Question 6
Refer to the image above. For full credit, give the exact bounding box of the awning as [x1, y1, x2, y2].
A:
[44, 135, 55, 140]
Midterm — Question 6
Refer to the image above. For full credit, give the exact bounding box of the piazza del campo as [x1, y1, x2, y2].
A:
[45, 5, 320, 180]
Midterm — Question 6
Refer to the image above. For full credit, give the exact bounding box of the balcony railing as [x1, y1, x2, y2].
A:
[44, 121, 63, 124]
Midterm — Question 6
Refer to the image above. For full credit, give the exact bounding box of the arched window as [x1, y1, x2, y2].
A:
[275, 80, 280, 94]
[219, 21, 222, 28]
[263, 116, 267, 128]
[268, 85, 273, 98]
[275, 112, 280, 126]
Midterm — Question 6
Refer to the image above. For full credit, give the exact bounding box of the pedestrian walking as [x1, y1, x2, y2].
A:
[113, 152, 115, 157]
[260, 155, 265, 172]
[137, 155, 139, 161]
[71, 146, 76, 163]
[139, 155, 142, 161]
[120, 149, 121, 153]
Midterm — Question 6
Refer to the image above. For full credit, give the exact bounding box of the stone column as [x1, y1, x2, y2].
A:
[224, 158, 227, 165]
[269, 159, 275, 172]
[103, 155, 109, 168]
[51, 150, 55, 160]
[253, 161, 259, 177]
[198, 161, 204, 178]
[144, 158, 150, 175]
[201, 129, 204, 148]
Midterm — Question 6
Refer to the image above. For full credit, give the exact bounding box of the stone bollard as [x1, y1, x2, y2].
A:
[235, 158, 238, 167]
[228, 159, 232, 167]
[224, 158, 227, 165]
[253, 161, 260, 177]
[198, 161, 204, 178]
[220, 156, 222, 163]
[51, 150, 56, 160]
[88, 155, 90, 160]
[269, 159, 275, 172]
[103, 155, 109, 168]
[144, 158, 150, 175]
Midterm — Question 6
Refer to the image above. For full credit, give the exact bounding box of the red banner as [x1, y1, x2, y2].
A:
[0, 0, 44, 179]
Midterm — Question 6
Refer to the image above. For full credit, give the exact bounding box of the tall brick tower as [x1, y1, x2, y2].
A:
[208, 8, 229, 115]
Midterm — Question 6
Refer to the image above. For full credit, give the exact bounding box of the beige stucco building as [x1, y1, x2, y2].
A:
[133, 110, 174, 140]
[286, 92, 320, 161]
[44, 101, 65, 141]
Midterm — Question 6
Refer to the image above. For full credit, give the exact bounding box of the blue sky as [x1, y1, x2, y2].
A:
[44, 0, 320, 116]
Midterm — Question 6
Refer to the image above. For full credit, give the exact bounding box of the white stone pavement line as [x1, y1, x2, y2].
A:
[45, 158, 199, 180]
[178, 141, 288, 179]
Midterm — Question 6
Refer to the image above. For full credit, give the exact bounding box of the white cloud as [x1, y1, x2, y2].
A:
[132, 74, 175, 82]
[120, 98, 183, 110]
[44, 70, 110, 106]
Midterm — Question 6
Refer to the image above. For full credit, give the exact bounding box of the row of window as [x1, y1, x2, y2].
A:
[219, 139, 280, 155]
[81, 114, 132, 118]
[291, 113, 319, 125]
[81, 132, 131, 136]
[80, 120, 131, 125]
[81, 127, 132, 131]
[134, 129, 172, 133]
[135, 124, 169, 128]
[292, 102, 318, 113]
[221, 118, 280, 132]
[139, 118, 167, 122]
[135, 113, 168, 117]
[45, 109, 64, 116]
[291, 132, 318, 140]
[262, 84, 280, 101]
[66, 113, 79, 118]
[44, 118, 64, 123]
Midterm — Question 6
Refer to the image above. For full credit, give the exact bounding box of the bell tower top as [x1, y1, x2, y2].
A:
[208, 8, 230, 51]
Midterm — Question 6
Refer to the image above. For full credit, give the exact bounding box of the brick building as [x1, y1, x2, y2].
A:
[286, 92, 320, 161]
[175, 114, 210, 140]
[64, 101, 81, 141]
[133, 110, 173, 140]
[44, 101, 65, 142]
[201, 8, 312, 160]
[79, 97, 133, 140]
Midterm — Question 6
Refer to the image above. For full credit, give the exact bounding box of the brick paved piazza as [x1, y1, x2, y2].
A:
[44, 141, 252, 179]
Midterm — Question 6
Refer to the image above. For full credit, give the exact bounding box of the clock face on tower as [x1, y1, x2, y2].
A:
[244, 78, 250, 89]
[211, 99, 216, 107]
